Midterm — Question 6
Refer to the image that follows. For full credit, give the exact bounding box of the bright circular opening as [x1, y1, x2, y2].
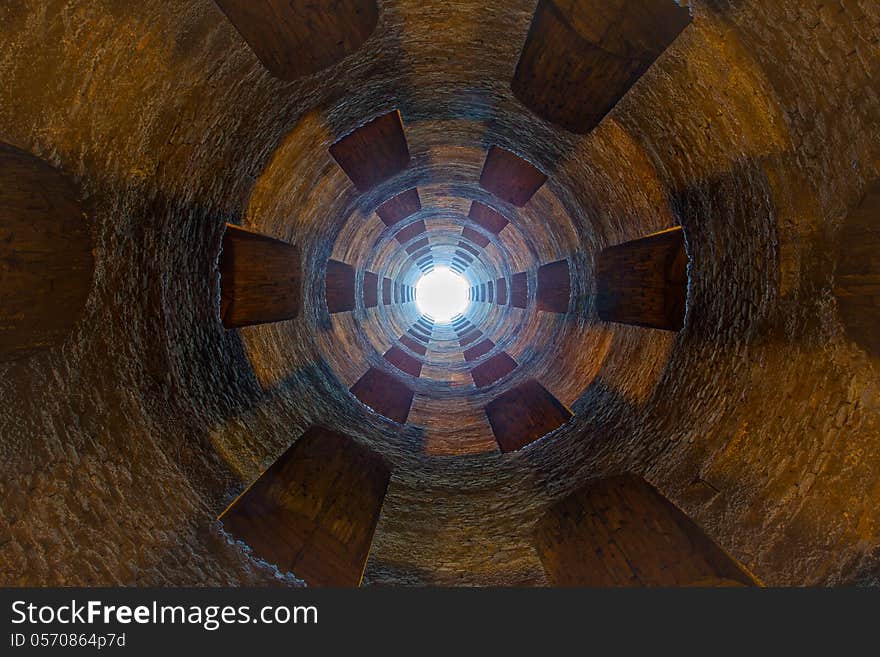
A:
[415, 267, 469, 322]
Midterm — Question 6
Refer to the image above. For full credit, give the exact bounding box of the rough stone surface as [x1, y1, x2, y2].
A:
[0, 0, 878, 587]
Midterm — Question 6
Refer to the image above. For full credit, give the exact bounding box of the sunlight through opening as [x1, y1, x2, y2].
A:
[415, 267, 469, 323]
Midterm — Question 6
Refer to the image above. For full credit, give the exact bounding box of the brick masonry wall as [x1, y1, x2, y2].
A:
[0, 0, 877, 587]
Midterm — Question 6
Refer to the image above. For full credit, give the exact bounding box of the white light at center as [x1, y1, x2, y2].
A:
[415, 267, 469, 322]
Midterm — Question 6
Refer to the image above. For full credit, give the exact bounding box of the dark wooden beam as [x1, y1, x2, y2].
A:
[383, 346, 423, 378]
[461, 226, 490, 249]
[485, 379, 571, 453]
[219, 426, 391, 587]
[469, 201, 509, 234]
[350, 367, 415, 423]
[395, 220, 426, 245]
[512, 0, 691, 133]
[330, 110, 410, 192]
[363, 270, 379, 308]
[510, 271, 528, 308]
[834, 182, 880, 358]
[214, 0, 378, 81]
[534, 475, 760, 586]
[399, 334, 428, 356]
[377, 188, 421, 227]
[326, 259, 356, 313]
[470, 351, 517, 387]
[463, 338, 495, 362]
[596, 226, 688, 330]
[220, 224, 300, 328]
[0, 143, 93, 361]
[479, 146, 547, 207]
[537, 259, 571, 313]
[496, 277, 508, 305]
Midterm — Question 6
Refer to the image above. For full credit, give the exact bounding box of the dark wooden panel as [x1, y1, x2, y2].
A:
[470, 351, 517, 387]
[479, 146, 547, 207]
[512, 0, 691, 133]
[220, 224, 300, 328]
[537, 259, 571, 313]
[350, 367, 415, 423]
[469, 201, 509, 234]
[399, 334, 428, 356]
[834, 182, 880, 358]
[377, 188, 421, 227]
[534, 475, 760, 587]
[382, 277, 392, 305]
[362, 270, 379, 308]
[383, 346, 422, 377]
[214, 0, 378, 81]
[329, 110, 410, 192]
[395, 220, 426, 244]
[596, 226, 688, 330]
[510, 271, 528, 308]
[0, 143, 94, 361]
[219, 426, 391, 587]
[463, 338, 495, 362]
[459, 329, 483, 347]
[496, 277, 508, 305]
[325, 259, 355, 313]
[485, 379, 572, 452]
[461, 226, 490, 248]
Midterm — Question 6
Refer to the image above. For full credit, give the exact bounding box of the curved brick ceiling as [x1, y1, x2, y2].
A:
[1, 0, 879, 587]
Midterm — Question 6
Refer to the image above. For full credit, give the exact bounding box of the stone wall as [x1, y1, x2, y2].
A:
[0, 0, 878, 586]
